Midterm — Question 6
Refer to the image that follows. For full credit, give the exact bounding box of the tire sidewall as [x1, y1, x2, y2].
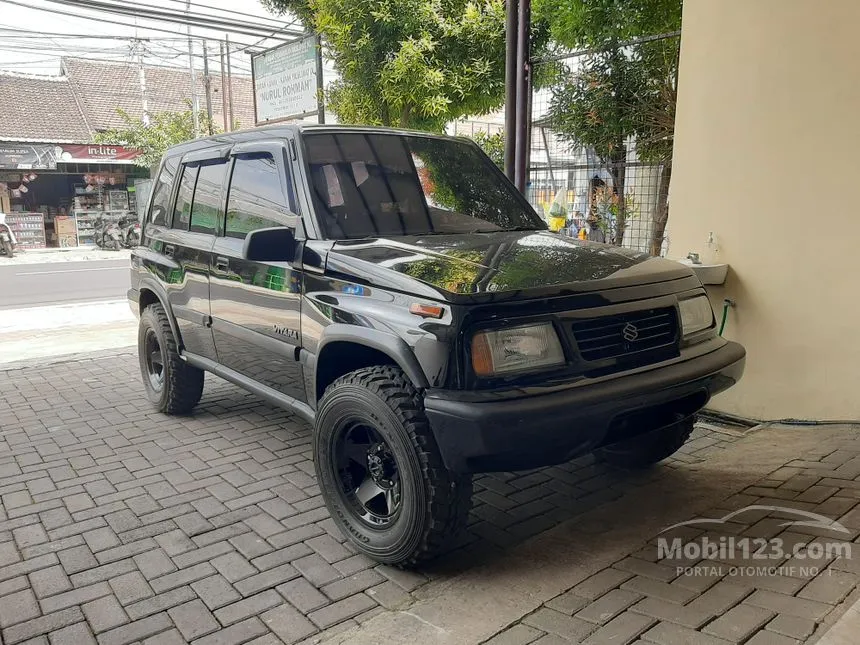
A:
[138, 309, 169, 409]
[314, 383, 428, 563]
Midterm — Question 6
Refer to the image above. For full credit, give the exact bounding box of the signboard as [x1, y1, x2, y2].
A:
[253, 36, 320, 124]
[60, 145, 140, 164]
[0, 144, 60, 170]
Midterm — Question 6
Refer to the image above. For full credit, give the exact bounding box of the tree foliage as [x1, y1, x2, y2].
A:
[469, 130, 505, 168]
[94, 105, 219, 170]
[535, 0, 681, 253]
[263, 0, 544, 131]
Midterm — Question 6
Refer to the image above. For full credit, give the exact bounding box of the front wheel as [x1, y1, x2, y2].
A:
[314, 366, 472, 567]
[138, 303, 204, 414]
[595, 414, 696, 468]
[1, 238, 13, 258]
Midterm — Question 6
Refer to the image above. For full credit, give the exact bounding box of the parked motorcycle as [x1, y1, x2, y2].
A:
[0, 221, 15, 258]
[93, 216, 123, 251]
[119, 216, 141, 248]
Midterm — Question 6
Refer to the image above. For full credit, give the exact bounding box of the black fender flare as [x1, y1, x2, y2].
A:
[312, 324, 430, 393]
[137, 277, 183, 349]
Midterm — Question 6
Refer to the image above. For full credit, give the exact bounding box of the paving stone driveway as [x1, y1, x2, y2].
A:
[0, 351, 857, 645]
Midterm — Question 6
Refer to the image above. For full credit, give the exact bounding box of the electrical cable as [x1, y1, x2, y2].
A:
[0, 0, 281, 49]
[41, 0, 304, 41]
[144, 0, 299, 30]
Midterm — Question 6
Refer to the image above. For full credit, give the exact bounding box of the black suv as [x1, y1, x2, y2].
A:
[129, 125, 745, 566]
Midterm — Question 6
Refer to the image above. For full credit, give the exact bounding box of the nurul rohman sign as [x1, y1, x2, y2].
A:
[253, 36, 321, 124]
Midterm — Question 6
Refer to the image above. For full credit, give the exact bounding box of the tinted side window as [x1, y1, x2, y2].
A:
[172, 165, 198, 230]
[148, 156, 178, 226]
[190, 161, 228, 235]
[225, 154, 294, 240]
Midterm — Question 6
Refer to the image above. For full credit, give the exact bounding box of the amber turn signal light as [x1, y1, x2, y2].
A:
[409, 303, 445, 319]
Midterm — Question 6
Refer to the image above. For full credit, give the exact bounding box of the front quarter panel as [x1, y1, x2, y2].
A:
[302, 272, 457, 390]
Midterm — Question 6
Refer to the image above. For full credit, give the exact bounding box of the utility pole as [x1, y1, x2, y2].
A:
[202, 39, 214, 135]
[504, 0, 517, 182]
[503, 0, 531, 193]
[513, 0, 531, 193]
[315, 34, 325, 124]
[186, 0, 199, 137]
[225, 34, 235, 131]
[135, 39, 149, 126]
[219, 42, 229, 132]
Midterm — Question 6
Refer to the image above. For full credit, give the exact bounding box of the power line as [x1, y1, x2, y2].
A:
[150, 0, 300, 30]
[0, 1, 280, 50]
[42, 0, 304, 41]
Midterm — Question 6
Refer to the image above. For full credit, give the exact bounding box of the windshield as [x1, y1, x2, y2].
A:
[303, 132, 545, 239]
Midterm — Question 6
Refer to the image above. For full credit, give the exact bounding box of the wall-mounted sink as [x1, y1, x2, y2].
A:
[677, 259, 729, 285]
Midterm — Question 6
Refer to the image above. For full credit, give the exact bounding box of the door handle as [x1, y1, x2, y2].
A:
[215, 256, 230, 272]
[163, 243, 175, 258]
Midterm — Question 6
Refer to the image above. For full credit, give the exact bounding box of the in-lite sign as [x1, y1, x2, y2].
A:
[253, 36, 319, 123]
[60, 145, 140, 163]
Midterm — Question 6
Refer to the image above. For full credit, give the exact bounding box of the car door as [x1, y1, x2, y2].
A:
[144, 153, 219, 360]
[209, 141, 306, 403]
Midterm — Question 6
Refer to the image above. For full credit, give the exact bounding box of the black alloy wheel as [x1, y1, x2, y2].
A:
[333, 422, 402, 527]
[314, 365, 472, 566]
[137, 302, 204, 414]
[143, 327, 165, 392]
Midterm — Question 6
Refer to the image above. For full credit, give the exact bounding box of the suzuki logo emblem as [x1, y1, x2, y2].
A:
[622, 322, 639, 342]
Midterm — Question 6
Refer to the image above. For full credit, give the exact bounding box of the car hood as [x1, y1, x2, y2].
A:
[325, 231, 695, 303]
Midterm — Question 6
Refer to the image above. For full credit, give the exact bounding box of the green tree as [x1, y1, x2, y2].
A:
[534, 0, 680, 254]
[94, 104, 220, 170]
[263, 0, 545, 131]
[469, 130, 505, 168]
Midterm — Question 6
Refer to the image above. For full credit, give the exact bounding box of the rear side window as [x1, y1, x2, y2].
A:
[190, 161, 228, 235]
[148, 156, 178, 226]
[225, 153, 294, 239]
[172, 165, 198, 230]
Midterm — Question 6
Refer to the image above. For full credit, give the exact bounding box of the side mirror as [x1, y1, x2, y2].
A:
[242, 227, 296, 262]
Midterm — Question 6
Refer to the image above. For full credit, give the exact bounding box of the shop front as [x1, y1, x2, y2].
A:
[0, 142, 146, 249]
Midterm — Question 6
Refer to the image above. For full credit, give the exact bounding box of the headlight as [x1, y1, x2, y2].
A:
[679, 296, 715, 336]
[471, 323, 565, 376]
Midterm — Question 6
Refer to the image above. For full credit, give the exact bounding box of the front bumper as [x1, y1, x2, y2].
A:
[424, 340, 746, 473]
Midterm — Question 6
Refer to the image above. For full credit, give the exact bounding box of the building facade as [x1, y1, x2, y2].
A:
[669, 0, 860, 420]
[0, 58, 254, 249]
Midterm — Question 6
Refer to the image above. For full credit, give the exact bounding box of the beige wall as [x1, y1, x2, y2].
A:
[670, 0, 860, 420]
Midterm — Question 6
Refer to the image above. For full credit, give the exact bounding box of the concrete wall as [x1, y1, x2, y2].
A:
[669, 0, 860, 420]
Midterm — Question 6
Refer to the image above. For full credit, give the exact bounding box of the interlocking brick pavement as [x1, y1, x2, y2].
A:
[484, 431, 860, 645]
[0, 351, 854, 645]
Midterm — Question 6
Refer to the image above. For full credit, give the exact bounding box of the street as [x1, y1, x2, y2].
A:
[0, 258, 130, 310]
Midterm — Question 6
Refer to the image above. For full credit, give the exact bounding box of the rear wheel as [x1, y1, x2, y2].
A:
[1, 238, 13, 258]
[314, 365, 472, 567]
[595, 414, 696, 468]
[138, 303, 204, 414]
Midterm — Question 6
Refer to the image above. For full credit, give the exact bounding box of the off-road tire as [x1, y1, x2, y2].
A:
[595, 414, 696, 468]
[1, 238, 13, 258]
[314, 365, 472, 567]
[138, 303, 204, 414]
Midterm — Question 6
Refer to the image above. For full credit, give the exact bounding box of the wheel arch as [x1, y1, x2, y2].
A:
[312, 325, 430, 403]
[136, 279, 183, 350]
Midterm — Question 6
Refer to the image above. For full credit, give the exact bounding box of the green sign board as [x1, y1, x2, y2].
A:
[253, 36, 318, 123]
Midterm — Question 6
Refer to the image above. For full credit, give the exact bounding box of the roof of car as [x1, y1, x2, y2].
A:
[164, 124, 459, 157]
